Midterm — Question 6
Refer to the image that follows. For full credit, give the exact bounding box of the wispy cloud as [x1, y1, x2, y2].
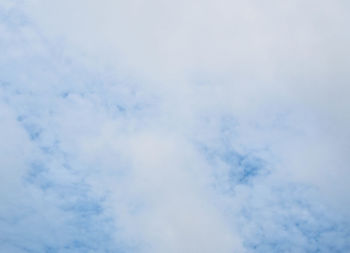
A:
[1, 0, 350, 252]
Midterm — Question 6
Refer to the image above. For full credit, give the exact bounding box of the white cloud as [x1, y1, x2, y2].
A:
[1, 0, 350, 251]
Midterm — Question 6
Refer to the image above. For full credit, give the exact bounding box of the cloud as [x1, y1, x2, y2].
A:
[1, 0, 350, 252]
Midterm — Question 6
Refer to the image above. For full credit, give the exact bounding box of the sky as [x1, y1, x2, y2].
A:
[0, 0, 350, 252]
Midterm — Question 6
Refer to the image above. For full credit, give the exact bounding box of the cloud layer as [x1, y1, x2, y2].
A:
[1, 0, 350, 252]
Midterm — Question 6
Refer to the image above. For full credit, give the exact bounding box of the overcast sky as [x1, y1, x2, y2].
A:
[1, 0, 350, 252]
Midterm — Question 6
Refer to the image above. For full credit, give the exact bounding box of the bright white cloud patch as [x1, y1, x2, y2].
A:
[1, 0, 350, 252]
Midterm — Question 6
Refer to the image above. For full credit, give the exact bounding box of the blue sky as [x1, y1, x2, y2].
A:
[1, 0, 350, 252]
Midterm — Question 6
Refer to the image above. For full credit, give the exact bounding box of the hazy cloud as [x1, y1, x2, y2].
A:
[1, 0, 350, 252]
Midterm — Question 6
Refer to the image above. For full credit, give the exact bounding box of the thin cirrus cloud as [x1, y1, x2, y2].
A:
[0, 0, 350, 252]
